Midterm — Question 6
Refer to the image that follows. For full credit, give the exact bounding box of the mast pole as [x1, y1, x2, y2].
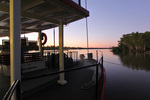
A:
[85, 0, 89, 54]
[53, 28, 55, 54]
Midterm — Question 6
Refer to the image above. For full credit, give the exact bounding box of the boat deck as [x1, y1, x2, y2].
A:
[0, 59, 102, 100]
[23, 59, 100, 100]
[0, 73, 10, 100]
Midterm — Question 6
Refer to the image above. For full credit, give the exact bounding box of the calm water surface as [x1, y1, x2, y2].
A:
[71, 49, 150, 100]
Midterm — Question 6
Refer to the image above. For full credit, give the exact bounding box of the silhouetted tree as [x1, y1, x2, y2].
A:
[113, 31, 150, 53]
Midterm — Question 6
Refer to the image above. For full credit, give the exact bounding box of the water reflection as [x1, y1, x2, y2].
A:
[113, 52, 150, 71]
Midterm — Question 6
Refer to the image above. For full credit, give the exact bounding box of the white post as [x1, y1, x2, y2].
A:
[38, 31, 43, 58]
[53, 28, 55, 54]
[57, 21, 67, 85]
[10, 0, 21, 100]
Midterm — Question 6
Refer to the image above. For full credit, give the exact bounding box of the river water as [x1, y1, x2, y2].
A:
[1, 49, 150, 100]
[73, 49, 150, 100]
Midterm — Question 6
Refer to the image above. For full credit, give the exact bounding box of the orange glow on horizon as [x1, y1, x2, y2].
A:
[0, 32, 118, 48]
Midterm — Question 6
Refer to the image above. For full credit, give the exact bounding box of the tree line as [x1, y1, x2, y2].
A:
[112, 31, 150, 53]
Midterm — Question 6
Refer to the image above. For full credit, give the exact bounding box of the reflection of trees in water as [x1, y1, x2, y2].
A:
[117, 53, 150, 71]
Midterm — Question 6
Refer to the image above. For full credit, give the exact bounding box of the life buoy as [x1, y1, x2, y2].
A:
[42, 33, 47, 45]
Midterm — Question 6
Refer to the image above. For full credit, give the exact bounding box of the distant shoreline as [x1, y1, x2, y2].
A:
[0, 44, 112, 51]
[65, 48, 112, 49]
[43, 47, 112, 50]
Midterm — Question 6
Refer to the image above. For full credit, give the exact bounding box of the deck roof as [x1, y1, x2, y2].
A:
[0, 0, 89, 37]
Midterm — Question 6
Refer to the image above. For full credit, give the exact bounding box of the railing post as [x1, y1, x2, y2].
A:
[76, 52, 78, 61]
[95, 64, 99, 100]
[70, 52, 72, 58]
[96, 50, 98, 63]
[16, 80, 21, 100]
[74, 52, 75, 61]
[102, 56, 103, 67]
[101, 56, 104, 77]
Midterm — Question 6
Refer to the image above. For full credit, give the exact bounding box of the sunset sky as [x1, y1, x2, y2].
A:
[1, 0, 150, 48]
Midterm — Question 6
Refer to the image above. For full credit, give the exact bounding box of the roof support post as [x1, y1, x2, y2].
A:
[38, 31, 43, 59]
[53, 28, 55, 54]
[57, 21, 67, 85]
[10, 0, 21, 100]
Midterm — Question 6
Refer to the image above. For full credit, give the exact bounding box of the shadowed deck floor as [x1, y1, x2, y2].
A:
[0, 59, 102, 100]
[23, 60, 100, 100]
[0, 74, 10, 100]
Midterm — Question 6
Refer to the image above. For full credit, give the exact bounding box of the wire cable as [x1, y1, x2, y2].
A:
[85, 0, 89, 54]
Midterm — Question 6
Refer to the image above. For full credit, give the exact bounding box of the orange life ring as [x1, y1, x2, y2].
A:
[42, 33, 47, 45]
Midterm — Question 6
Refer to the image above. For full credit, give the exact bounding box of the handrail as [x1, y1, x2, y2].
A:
[96, 50, 103, 65]
[97, 51, 104, 77]
[95, 50, 103, 100]
[22, 64, 98, 81]
[3, 79, 21, 100]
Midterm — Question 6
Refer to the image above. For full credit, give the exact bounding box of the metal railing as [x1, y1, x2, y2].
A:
[43, 50, 78, 63]
[3, 80, 21, 100]
[3, 50, 104, 100]
[66, 51, 78, 62]
[97, 51, 104, 74]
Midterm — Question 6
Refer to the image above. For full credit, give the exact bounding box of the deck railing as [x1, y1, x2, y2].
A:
[3, 50, 104, 100]
[66, 51, 78, 61]
[2, 80, 21, 100]
[43, 50, 78, 62]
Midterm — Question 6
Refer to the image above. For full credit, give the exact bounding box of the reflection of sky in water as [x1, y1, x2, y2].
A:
[70, 49, 122, 64]
[105, 62, 150, 100]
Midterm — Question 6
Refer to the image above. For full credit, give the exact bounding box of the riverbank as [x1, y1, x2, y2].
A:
[43, 47, 112, 50]
[0, 45, 111, 51]
[112, 46, 150, 55]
